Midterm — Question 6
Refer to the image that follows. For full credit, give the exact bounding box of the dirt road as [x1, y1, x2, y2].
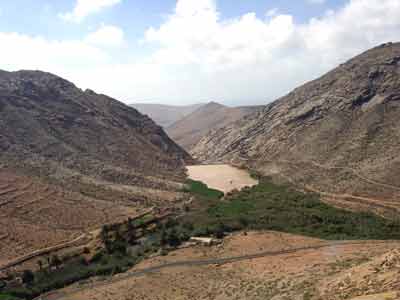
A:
[35, 239, 400, 300]
[186, 164, 258, 193]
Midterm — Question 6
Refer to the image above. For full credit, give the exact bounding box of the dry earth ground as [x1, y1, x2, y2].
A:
[186, 164, 258, 193]
[59, 231, 400, 300]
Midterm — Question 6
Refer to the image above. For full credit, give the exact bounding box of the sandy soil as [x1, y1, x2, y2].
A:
[186, 164, 258, 193]
[61, 231, 400, 300]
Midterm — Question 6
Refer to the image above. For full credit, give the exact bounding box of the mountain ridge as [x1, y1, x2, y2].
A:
[130, 103, 205, 127]
[192, 42, 400, 214]
[0, 70, 193, 184]
[167, 101, 261, 151]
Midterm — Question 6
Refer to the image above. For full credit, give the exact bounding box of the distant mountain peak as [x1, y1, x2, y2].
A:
[167, 102, 260, 151]
[130, 103, 205, 127]
[206, 101, 225, 107]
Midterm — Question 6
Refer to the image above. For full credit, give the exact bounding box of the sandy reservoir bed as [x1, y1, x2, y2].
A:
[186, 164, 258, 193]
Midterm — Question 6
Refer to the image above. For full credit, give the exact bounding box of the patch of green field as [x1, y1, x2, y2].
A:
[183, 179, 224, 200]
[184, 178, 400, 240]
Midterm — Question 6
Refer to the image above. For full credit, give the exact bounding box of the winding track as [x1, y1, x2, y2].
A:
[0, 233, 89, 272]
[34, 240, 400, 300]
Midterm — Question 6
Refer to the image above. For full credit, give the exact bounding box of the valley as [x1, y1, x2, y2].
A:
[2, 43, 400, 300]
[3, 172, 400, 300]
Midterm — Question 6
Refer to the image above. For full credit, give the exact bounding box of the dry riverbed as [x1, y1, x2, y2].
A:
[186, 164, 258, 193]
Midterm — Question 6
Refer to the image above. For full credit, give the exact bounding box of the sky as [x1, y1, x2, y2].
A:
[0, 0, 399, 106]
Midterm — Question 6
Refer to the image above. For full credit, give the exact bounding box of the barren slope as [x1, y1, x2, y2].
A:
[192, 43, 400, 211]
[167, 102, 259, 151]
[0, 70, 192, 184]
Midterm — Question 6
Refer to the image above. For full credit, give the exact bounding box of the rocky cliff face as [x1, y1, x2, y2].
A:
[0, 70, 192, 185]
[192, 43, 400, 212]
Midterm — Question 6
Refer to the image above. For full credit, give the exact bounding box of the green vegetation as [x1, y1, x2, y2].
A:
[21, 271, 34, 286]
[0, 293, 22, 300]
[3, 253, 138, 300]
[181, 178, 400, 240]
[249, 170, 263, 180]
[183, 179, 224, 200]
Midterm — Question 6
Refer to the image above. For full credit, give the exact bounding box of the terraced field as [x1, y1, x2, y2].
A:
[0, 168, 139, 266]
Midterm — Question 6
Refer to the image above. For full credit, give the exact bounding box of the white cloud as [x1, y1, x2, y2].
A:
[85, 24, 125, 48]
[1, 0, 400, 106]
[60, 0, 121, 23]
[266, 8, 279, 18]
[137, 0, 400, 104]
[0, 32, 110, 72]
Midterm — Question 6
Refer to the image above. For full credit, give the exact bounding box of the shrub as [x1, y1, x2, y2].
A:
[21, 270, 34, 286]
[166, 228, 181, 247]
[184, 180, 224, 200]
[90, 251, 104, 263]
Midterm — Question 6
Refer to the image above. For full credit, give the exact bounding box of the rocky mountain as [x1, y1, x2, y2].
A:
[192, 43, 400, 214]
[0, 70, 193, 263]
[167, 102, 260, 151]
[130, 103, 204, 127]
[0, 70, 192, 184]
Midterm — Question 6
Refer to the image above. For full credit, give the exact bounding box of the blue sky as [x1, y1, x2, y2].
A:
[0, 1, 346, 49]
[0, 1, 346, 36]
[0, 0, 398, 105]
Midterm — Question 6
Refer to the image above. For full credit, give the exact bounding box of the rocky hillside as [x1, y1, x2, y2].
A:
[192, 43, 400, 214]
[0, 70, 193, 264]
[131, 103, 204, 127]
[0, 70, 192, 185]
[167, 102, 260, 151]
